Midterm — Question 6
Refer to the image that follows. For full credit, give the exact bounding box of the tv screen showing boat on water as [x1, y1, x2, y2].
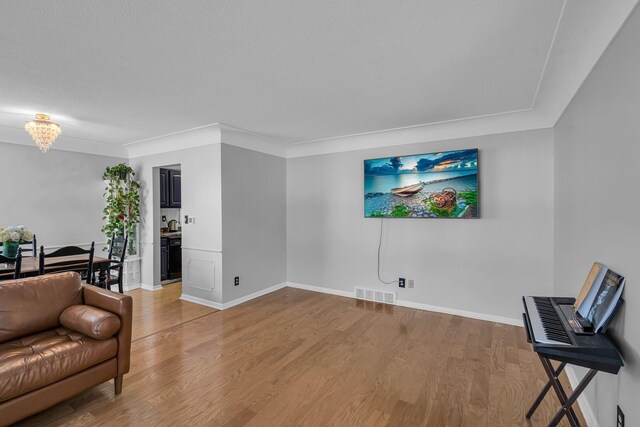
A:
[364, 148, 478, 219]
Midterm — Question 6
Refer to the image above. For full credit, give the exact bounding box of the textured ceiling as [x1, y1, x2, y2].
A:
[0, 0, 637, 155]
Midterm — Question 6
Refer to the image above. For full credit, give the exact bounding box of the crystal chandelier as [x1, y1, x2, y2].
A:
[24, 113, 62, 152]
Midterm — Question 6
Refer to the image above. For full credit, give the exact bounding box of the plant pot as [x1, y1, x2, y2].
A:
[2, 241, 19, 258]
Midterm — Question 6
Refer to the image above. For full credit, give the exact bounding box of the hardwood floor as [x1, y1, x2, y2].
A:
[15, 286, 585, 426]
[128, 282, 217, 341]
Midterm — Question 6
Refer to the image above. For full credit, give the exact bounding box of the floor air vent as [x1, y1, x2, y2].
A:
[354, 287, 396, 305]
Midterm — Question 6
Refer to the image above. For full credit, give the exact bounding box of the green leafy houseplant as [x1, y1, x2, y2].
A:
[102, 164, 140, 254]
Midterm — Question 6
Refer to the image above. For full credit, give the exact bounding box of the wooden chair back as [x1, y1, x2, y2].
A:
[19, 234, 37, 257]
[39, 243, 95, 284]
[0, 249, 22, 281]
[105, 235, 128, 294]
[108, 235, 128, 263]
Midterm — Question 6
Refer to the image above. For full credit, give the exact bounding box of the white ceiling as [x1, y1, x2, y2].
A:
[0, 0, 638, 157]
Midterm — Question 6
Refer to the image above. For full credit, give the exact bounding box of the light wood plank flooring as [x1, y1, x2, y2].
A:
[129, 282, 217, 341]
[16, 286, 584, 426]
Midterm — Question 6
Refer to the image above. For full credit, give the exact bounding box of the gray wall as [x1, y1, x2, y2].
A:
[0, 142, 126, 249]
[221, 144, 287, 302]
[287, 129, 554, 321]
[554, 5, 640, 426]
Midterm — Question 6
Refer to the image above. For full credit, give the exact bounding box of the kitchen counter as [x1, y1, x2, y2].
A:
[161, 231, 182, 238]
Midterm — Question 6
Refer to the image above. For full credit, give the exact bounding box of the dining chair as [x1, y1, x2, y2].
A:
[19, 234, 37, 257]
[104, 235, 128, 293]
[38, 243, 95, 284]
[0, 249, 22, 281]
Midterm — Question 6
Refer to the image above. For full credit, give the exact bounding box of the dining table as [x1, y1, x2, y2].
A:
[16, 254, 112, 288]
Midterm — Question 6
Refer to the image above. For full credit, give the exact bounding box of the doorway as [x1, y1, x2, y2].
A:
[158, 164, 182, 286]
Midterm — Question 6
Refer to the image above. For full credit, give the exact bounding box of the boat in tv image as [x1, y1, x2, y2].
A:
[364, 149, 478, 218]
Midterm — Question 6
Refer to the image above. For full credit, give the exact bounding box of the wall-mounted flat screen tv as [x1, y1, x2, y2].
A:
[364, 148, 478, 218]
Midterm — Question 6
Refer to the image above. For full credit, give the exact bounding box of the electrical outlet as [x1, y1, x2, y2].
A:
[617, 405, 624, 427]
[408, 279, 414, 288]
[184, 215, 189, 224]
[234, 276, 239, 286]
[399, 278, 405, 288]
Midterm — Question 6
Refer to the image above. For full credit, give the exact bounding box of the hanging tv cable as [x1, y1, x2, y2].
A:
[377, 219, 398, 285]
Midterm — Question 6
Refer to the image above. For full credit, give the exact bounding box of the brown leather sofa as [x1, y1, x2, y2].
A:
[0, 272, 133, 426]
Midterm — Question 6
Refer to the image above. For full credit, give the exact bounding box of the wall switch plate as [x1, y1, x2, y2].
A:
[617, 405, 624, 427]
[408, 279, 414, 288]
[234, 276, 239, 286]
[399, 278, 405, 288]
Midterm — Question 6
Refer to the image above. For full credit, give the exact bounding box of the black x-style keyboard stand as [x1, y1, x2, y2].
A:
[526, 356, 598, 427]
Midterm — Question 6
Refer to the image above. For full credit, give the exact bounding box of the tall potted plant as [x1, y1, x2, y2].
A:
[102, 164, 140, 254]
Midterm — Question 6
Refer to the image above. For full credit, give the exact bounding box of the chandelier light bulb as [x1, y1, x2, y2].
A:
[25, 113, 62, 153]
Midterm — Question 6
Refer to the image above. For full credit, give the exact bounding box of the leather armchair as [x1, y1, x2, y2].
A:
[0, 272, 133, 426]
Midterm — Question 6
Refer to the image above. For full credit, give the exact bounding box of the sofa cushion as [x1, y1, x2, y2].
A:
[0, 327, 117, 403]
[60, 305, 121, 340]
[0, 272, 83, 343]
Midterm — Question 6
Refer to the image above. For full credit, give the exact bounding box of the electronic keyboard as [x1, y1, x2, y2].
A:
[522, 296, 623, 374]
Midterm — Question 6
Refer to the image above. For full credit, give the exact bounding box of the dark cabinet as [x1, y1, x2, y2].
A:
[159, 169, 169, 208]
[160, 238, 169, 280]
[160, 168, 181, 208]
[169, 170, 181, 208]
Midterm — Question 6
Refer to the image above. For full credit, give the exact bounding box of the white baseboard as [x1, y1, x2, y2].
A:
[566, 366, 599, 427]
[222, 282, 288, 309]
[287, 282, 521, 326]
[396, 299, 522, 326]
[286, 282, 354, 299]
[180, 293, 224, 310]
[179, 282, 288, 311]
[140, 283, 162, 291]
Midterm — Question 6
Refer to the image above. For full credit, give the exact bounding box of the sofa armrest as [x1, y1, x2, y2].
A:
[82, 286, 133, 377]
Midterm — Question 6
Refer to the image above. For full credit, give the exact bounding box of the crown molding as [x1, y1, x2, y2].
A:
[125, 124, 222, 159]
[286, 109, 554, 158]
[218, 123, 288, 158]
[123, 123, 288, 159]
